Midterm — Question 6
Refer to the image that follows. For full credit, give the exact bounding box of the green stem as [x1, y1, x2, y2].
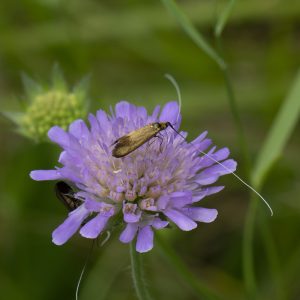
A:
[156, 234, 220, 300]
[130, 242, 152, 300]
[259, 215, 286, 300]
[243, 196, 285, 300]
[242, 194, 258, 298]
[161, 0, 226, 69]
[215, 36, 251, 176]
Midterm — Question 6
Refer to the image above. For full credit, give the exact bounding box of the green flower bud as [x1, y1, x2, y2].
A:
[2, 66, 89, 142]
[21, 90, 87, 141]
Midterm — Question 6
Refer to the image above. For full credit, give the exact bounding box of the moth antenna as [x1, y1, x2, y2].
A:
[75, 240, 95, 300]
[198, 148, 273, 215]
[168, 123, 273, 216]
[164, 74, 182, 124]
[100, 230, 111, 247]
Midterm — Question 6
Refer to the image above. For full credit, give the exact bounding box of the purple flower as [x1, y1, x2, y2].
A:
[30, 101, 237, 253]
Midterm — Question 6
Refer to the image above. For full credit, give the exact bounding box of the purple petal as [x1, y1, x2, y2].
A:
[169, 192, 193, 208]
[156, 195, 170, 210]
[119, 223, 138, 243]
[30, 170, 61, 181]
[136, 226, 154, 253]
[88, 113, 99, 132]
[182, 207, 218, 223]
[115, 101, 132, 119]
[124, 212, 141, 223]
[59, 167, 82, 183]
[69, 119, 90, 141]
[200, 148, 230, 168]
[150, 105, 161, 121]
[84, 199, 104, 211]
[152, 218, 169, 229]
[195, 159, 237, 185]
[214, 147, 230, 160]
[79, 213, 110, 239]
[191, 131, 208, 144]
[123, 203, 141, 223]
[196, 139, 212, 153]
[194, 175, 219, 185]
[48, 126, 69, 148]
[96, 110, 110, 131]
[159, 101, 180, 126]
[52, 206, 89, 245]
[164, 209, 197, 231]
[192, 186, 224, 202]
[136, 106, 147, 121]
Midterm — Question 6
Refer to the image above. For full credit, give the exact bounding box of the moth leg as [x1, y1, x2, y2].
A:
[110, 139, 119, 146]
[156, 133, 165, 153]
[148, 136, 157, 147]
[148, 134, 164, 153]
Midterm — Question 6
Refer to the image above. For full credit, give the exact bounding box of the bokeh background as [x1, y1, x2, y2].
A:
[0, 0, 299, 299]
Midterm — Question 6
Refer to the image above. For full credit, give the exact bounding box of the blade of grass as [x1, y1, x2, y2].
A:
[215, 0, 237, 37]
[259, 215, 287, 300]
[161, 0, 226, 69]
[252, 69, 300, 188]
[243, 69, 300, 297]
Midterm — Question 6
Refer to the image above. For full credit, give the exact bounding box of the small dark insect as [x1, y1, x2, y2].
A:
[55, 181, 82, 211]
[112, 122, 181, 158]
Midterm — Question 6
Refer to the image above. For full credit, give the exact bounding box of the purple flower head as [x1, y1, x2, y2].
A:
[30, 101, 237, 253]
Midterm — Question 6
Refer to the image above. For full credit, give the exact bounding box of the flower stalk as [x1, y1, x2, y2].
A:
[130, 242, 152, 300]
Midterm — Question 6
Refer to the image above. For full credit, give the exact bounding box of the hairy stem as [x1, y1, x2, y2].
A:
[130, 242, 152, 300]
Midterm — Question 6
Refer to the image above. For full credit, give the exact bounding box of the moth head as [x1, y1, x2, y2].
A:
[152, 122, 169, 130]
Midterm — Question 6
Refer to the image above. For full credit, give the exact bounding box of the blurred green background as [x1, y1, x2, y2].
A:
[0, 0, 299, 299]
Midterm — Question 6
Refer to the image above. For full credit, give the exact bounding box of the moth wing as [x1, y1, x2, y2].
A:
[55, 181, 82, 211]
[112, 125, 158, 157]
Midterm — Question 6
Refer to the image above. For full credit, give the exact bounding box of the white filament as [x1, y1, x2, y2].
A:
[75, 240, 95, 300]
[165, 73, 182, 124]
[164, 74, 273, 216]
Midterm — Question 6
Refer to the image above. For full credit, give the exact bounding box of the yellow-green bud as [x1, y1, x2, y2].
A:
[21, 90, 87, 142]
[3, 67, 89, 143]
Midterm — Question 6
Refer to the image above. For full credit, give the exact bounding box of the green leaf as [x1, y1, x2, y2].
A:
[252, 69, 300, 188]
[52, 64, 68, 92]
[161, 0, 226, 69]
[1, 111, 24, 125]
[73, 74, 91, 107]
[214, 0, 237, 37]
[21, 73, 42, 99]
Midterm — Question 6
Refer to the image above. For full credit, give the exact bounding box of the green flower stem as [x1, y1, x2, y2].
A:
[259, 215, 286, 300]
[216, 38, 251, 174]
[156, 234, 220, 300]
[161, 0, 226, 69]
[242, 194, 258, 297]
[130, 242, 152, 300]
[243, 194, 284, 299]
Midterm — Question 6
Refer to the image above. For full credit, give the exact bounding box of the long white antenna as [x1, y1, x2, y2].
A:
[75, 240, 95, 300]
[197, 148, 273, 215]
[164, 74, 273, 216]
[165, 73, 182, 124]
